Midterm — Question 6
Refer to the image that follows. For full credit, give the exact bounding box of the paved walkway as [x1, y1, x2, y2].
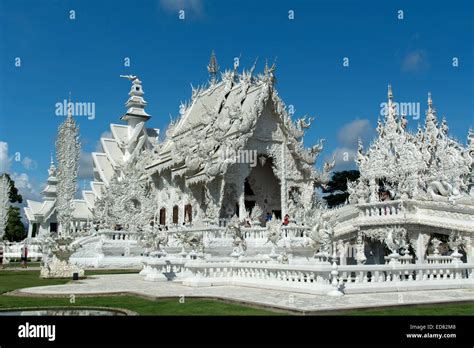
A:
[12, 274, 474, 314]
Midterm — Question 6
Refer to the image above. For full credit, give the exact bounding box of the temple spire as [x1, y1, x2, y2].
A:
[67, 92, 72, 119]
[425, 92, 437, 125]
[388, 84, 393, 104]
[207, 50, 219, 85]
[385, 84, 397, 127]
[428, 92, 433, 112]
[119, 75, 151, 128]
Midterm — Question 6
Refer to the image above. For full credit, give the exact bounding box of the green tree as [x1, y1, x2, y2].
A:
[1, 173, 23, 204]
[323, 170, 360, 208]
[1, 174, 26, 242]
[5, 206, 26, 241]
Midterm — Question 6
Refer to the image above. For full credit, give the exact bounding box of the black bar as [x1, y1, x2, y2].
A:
[0, 316, 472, 346]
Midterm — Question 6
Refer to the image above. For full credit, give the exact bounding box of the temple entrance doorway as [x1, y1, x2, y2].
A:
[242, 156, 281, 219]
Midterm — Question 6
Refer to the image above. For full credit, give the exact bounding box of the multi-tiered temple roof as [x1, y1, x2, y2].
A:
[146, 56, 332, 187]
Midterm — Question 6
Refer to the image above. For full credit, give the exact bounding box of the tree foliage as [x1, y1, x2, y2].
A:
[4, 206, 26, 242]
[322, 170, 360, 208]
[1, 173, 22, 204]
[0, 173, 25, 241]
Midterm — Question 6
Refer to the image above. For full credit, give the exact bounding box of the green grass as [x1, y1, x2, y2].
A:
[327, 302, 474, 316]
[0, 295, 278, 315]
[0, 270, 278, 315]
[85, 269, 139, 276]
[0, 270, 70, 294]
[0, 270, 473, 315]
[3, 261, 41, 268]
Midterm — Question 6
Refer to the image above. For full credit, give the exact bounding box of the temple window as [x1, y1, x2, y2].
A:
[184, 204, 192, 223]
[159, 208, 166, 225]
[32, 223, 39, 237]
[172, 205, 179, 224]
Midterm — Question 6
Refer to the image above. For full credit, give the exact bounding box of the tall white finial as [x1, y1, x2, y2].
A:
[428, 92, 433, 110]
[67, 92, 73, 118]
[388, 84, 393, 102]
[207, 50, 219, 85]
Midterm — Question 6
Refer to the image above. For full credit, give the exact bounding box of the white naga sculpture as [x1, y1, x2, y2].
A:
[40, 236, 84, 278]
[249, 204, 264, 226]
[138, 224, 169, 257]
[228, 215, 247, 257]
[384, 226, 407, 263]
[265, 216, 281, 259]
[175, 232, 204, 259]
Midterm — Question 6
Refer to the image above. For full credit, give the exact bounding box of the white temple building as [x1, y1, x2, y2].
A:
[23, 53, 474, 283]
[24, 156, 91, 239]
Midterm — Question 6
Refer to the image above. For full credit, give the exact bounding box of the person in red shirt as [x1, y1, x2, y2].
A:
[283, 214, 290, 226]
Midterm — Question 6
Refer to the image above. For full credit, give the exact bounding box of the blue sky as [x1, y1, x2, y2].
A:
[0, 0, 473, 205]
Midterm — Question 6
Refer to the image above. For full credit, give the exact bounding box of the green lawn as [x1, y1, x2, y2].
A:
[85, 268, 139, 276]
[0, 270, 70, 294]
[0, 270, 279, 315]
[0, 269, 473, 315]
[3, 261, 41, 268]
[319, 302, 474, 316]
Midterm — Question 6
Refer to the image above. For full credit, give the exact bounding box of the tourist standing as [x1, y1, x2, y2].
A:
[0, 243, 4, 269]
[21, 243, 28, 268]
[283, 214, 290, 226]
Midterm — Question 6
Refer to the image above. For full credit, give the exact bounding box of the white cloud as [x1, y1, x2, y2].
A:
[0, 141, 11, 172]
[159, 0, 204, 17]
[21, 156, 38, 170]
[337, 119, 375, 147]
[10, 172, 41, 202]
[327, 118, 376, 172]
[326, 147, 357, 172]
[401, 50, 429, 72]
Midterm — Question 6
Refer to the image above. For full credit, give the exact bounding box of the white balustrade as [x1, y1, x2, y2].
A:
[2, 242, 43, 260]
[358, 200, 403, 218]
[179, 259, 474, 295]
[426, 255, 455, 264]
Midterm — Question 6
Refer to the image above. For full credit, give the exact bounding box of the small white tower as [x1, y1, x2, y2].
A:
[41, 154, 58, 201]
[119, 75, 151, 128]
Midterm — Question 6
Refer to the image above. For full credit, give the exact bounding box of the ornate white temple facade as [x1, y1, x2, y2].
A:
[143, 57, 333, 228]
[22, 54, 474, 295]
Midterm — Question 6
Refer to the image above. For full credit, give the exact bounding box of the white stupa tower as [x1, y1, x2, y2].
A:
[120, 75, 151, 128]
[41, 154, 58, 202]
[79, 75, 159, 211]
